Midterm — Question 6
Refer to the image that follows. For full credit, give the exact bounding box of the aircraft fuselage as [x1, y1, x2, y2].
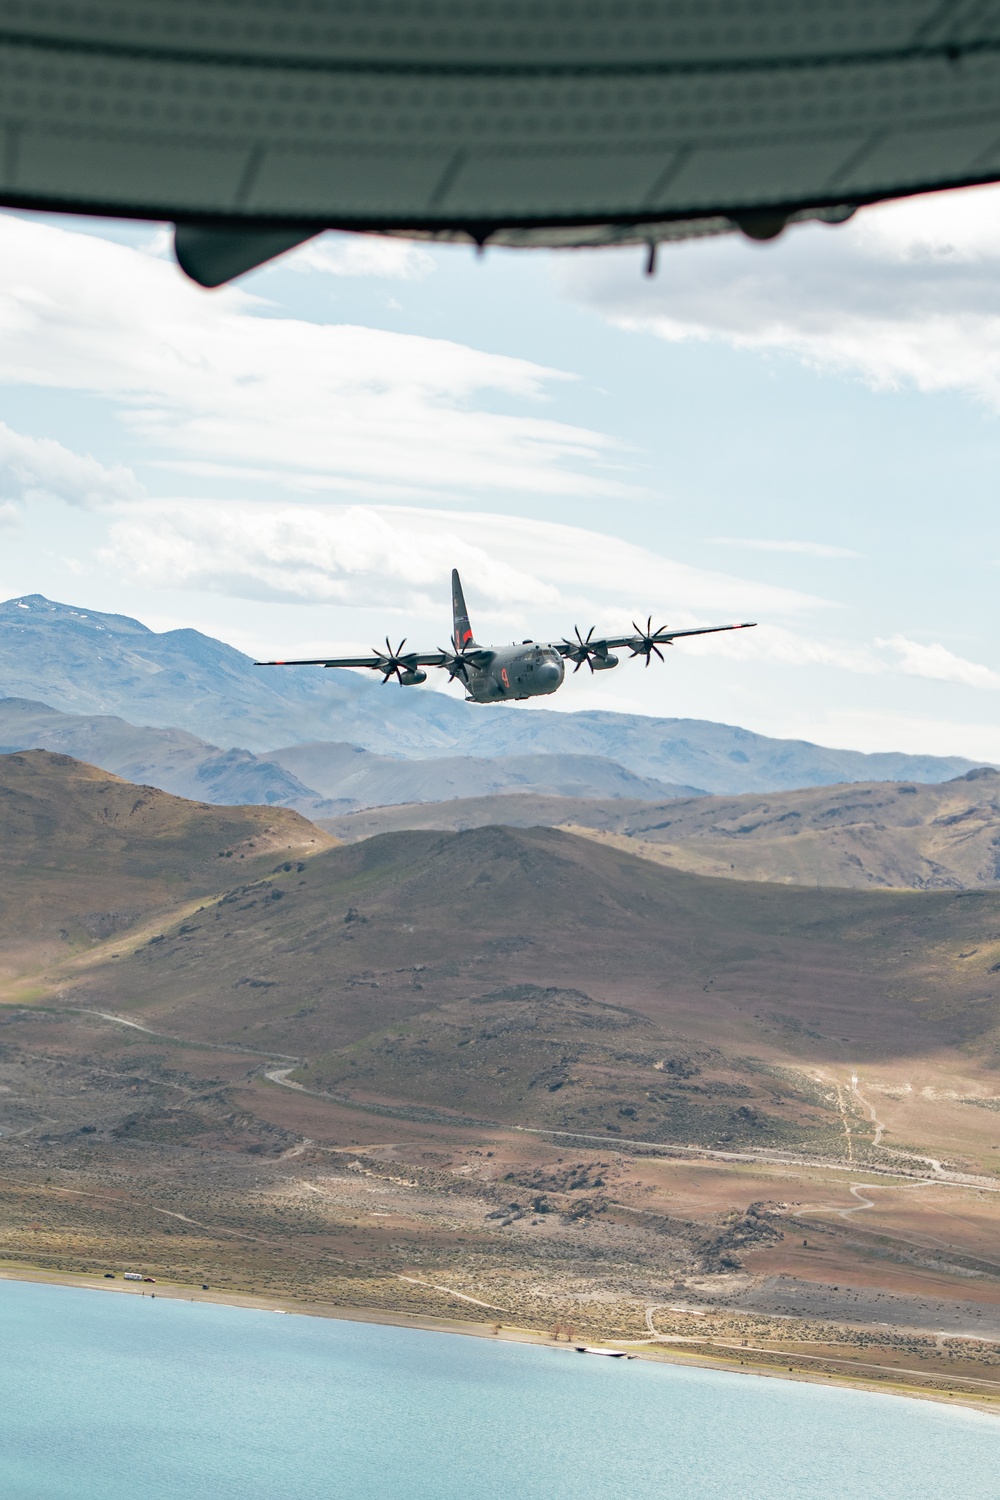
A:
[464, 642, 566, 702]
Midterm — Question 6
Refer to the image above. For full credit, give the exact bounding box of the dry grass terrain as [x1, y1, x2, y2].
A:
[322, 768, 1000, 891]
[5, 752, 1000, 1404]
[317, 792, 659, 840]
[0, 751, 331, 985]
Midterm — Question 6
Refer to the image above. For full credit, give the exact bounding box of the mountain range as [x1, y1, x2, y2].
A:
[10, 750, 1000, 1159]
[0, 698, 695, 811]
[0, 594, 984, 796]
[322, 769, 1000, 890]
[6, 748, 1000, 1368]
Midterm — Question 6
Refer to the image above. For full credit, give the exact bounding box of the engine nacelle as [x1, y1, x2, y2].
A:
[592, 653, 619, 671]
[399, 669, 428, 685]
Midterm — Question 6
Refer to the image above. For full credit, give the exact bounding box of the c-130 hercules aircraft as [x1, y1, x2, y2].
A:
[257, 570, 757, 704]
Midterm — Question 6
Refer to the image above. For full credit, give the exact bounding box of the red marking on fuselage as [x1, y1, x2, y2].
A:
[501, 667, 510, 690]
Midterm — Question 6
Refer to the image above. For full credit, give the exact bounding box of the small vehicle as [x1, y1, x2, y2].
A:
[123, 1272, 143, 1282]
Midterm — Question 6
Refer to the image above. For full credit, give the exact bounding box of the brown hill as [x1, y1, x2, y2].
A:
[316, 792, 655, 840]
[321, 769, 1000, 890]
[53, 818, 1000, 1159]
[5, 754, 1000, 1161]
[9, 763, 1000, 1364]
[0, 750, 333, 980]
[573, 768, 1000, 890]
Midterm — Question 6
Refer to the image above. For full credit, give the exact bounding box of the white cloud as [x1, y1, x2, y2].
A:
[878, 634, 1000, 691]
[286, 233, 436, 281]
[101, 501, 818, 627]
[102, 501, 1000, 701]
[0, 213, 619, 504]
[0, 422, 142, 509]
[710, 538, 861, 559]
[104, 503, 556, 613]
[706, 622, 1000, 691]
[0, 499, 20, 528]
[559, 185, 1000, 411]
[689, 622, 881, 676]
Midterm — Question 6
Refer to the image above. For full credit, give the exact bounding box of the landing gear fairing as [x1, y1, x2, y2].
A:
[256, 570, 756, 705]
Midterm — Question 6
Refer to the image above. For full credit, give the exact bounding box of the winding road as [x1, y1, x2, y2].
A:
[64, 1009, 1000, 1195]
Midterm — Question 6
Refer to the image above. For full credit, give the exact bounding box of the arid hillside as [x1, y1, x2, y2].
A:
[316, 791, 654, 840]
[322, 768, 1000, 891]
[47, 815, 1000, 1163]
[0, 749, 332, 980]
[6, 759, 1000, 1398]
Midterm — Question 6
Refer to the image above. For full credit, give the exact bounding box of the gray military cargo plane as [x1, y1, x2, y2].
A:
[256, 569, 756, 704]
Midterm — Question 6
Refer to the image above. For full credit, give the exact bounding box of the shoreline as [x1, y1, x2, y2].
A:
[3, 1263, 998, 1417]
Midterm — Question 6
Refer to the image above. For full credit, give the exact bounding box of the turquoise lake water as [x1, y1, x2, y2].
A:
[1, 1279, 997, 1499]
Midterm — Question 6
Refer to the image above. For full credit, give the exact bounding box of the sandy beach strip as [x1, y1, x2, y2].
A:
[1, 1262, 998, 1416]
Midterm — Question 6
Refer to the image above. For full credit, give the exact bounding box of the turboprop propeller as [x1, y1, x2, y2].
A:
[562, 626, 619, 673]
[438, 648, 471, 685]
[372, 638, 427, 686]
[628, 617, 673, 667]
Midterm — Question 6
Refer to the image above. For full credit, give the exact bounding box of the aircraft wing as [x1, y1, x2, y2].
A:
[553, 619, 757, 671]
[256, 652, 449, 669]
[597, 622, 757, 651]
[554, 621, 756, 657]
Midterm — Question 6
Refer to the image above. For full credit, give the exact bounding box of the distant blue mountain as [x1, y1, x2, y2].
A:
[0, 594, 468, 753]
[0, 594, 985, 795]
[0, 697, 696, 811]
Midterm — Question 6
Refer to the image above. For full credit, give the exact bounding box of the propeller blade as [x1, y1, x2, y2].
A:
[439, 647, 469, 683]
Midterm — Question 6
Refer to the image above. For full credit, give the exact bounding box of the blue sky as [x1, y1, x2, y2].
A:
[1, 190, 999, 760]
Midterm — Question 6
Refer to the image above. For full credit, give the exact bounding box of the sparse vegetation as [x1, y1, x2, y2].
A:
[4, 754, 1000, 1404]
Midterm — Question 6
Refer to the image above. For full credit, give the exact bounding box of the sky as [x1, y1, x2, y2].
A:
[1, 189, 1000, 760]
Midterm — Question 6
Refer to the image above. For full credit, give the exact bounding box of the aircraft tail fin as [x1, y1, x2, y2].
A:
[452, 568, 474, 652]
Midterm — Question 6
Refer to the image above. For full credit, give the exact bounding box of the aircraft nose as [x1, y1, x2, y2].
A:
[537, 663, 561, 686]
